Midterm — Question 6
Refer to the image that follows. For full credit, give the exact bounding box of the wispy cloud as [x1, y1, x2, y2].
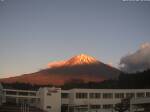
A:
[120, 42, 150, 73]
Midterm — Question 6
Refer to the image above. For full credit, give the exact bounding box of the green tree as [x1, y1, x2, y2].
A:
[114, 98, 130, 112]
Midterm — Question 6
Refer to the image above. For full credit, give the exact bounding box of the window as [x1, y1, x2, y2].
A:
[126, 93, 135, 98]
[18, 92, 28, 95]
[136, 92, 145, 98]
[47, 106, 51, 109]
[29, 92, 36, 96]
[47, 92, 52, 96]
[103, 104, 113, 109]
[146, 92, 150, 97]
[115, 93, 124, 99]
[6, 91, 17, 95]
[90, 93, 101, 99]
[31, 98, 36, 103]
[76, 93, 88, 99]
[47, 93, 51, 96]
[90, 105, 101, 109]
[61, 93, 69, 98]
[103, 93, 113, 99]
[62, 104, 68, 111]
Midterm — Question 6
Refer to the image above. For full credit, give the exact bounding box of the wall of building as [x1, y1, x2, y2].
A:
[2, 88, 38, 106]
[130, 97, 150, 112]
[37, 87, 61, 112]
[0, 83, 3, 106]
[1, 86, 150, 112]
[62, 89, 150, 112]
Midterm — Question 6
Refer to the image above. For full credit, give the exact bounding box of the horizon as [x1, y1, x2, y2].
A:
[0, 0, 150, 78]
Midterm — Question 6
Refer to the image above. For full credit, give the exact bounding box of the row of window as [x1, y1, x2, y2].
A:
[61, 93, 69, 98]
[47, 106, 51, 109]
[5, 91, 36, 96]
[62, 104, 114, 109]
[74, 92, 150, 99]
[83, 104, 113, 109]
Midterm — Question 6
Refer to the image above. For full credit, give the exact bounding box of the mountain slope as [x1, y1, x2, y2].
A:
[0, 54, 120, 85]
[47, 54, 99, 68]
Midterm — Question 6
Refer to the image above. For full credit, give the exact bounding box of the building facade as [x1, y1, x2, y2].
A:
[130, 97, 150, 112]
[0, 83, 3, 106]
[61, 89, 150, 112]
[1, 85, 150, 112]
[37, 87, 61, 112]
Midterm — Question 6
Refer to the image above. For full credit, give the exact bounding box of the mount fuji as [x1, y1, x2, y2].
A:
[0, 54, 120, 85]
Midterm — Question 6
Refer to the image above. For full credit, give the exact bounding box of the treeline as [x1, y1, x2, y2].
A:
[62, 69, 150, 89]
[2, 69, 150, 90]
[118, 69, 150, 89]
[2, 82, 53, 90]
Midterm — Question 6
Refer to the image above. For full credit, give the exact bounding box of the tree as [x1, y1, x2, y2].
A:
[114, 98, 130, 112]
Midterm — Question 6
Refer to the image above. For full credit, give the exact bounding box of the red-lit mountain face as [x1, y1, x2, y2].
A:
[0, 54, 120, 85]
[47, 54, 99, 68]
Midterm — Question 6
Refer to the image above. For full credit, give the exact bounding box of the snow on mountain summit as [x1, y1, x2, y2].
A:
[65, 54, 99, 66]
[48, 54, 99, 68]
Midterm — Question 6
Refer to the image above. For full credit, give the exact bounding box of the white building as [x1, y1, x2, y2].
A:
[37, 87, 61, 112]
[61, 89, 150, 112]
[130, 97, 150, 112]
[2, 88, 39, 106]
[1, 87, 61, 112]
[0, 83, 3, 106]
[1, 85, 150, 112]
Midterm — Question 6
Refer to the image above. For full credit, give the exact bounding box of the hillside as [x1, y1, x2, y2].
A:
[0, 54, 120, 85]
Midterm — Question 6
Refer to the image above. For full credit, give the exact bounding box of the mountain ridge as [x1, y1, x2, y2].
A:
[48, 54, 100, 68]
[0, 54, 120, 85]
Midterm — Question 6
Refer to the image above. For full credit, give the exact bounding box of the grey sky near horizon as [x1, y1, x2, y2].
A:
[0, 0, 150, 78]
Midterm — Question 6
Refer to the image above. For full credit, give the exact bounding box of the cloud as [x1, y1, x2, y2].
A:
[48, 60, 66, 68]
[108, 61, 113, 67]
[120, 42, 150, 73]
[0, 0, 5, 2]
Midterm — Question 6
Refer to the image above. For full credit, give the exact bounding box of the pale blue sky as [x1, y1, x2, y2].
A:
[0, 0, 150, 78]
